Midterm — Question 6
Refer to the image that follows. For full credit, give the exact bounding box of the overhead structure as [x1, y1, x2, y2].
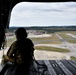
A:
[0, 0, 76, 49]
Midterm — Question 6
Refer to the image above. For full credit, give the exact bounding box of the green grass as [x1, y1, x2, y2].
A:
[71, 56, 76, 60]
[69, 31, 76, 35]
[30, 34, 61, 44]
[40, 41, 61, 44]
[57, 31, 76, 39]
[56, 31, 76, 43]
[35, 46, 70, 53]
[68, 40, 76, 43]
[58, 33, 73, 39]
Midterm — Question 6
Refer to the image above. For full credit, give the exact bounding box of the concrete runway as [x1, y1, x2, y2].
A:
[55, 34, 76, 57]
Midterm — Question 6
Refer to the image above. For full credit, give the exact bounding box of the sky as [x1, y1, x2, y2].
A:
[10, 2, 76, 27]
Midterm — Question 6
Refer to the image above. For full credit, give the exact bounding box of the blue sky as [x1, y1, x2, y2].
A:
[10, 2, 76, 27]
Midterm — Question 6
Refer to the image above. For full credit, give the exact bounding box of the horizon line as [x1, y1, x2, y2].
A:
[9, 25, 76, 27]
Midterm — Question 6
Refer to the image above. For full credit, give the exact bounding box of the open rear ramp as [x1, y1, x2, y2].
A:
[0, 60, 76, 75]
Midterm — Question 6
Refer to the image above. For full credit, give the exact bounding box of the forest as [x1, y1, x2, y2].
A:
[8, 26, 76, 33]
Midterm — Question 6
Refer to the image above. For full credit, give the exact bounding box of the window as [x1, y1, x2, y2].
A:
[1, 2, 76, 62]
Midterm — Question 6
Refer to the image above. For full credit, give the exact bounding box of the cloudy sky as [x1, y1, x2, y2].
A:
[10, 2, 76, 27]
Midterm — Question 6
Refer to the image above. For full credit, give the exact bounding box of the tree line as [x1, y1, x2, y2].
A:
[8, 26, 76, 33]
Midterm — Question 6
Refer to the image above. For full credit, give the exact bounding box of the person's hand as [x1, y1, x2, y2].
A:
[3, 55, 15, 63]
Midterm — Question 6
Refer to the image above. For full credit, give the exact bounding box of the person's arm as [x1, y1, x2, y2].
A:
[7, 43, 15, 58]
[3, 55, 15, 63]
[5, 42, 16, 62]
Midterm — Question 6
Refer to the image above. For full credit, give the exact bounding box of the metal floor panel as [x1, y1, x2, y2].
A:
[0, 60, 76, 75]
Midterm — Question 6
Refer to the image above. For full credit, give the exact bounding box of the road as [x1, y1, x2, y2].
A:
[56, 34, 76, 57]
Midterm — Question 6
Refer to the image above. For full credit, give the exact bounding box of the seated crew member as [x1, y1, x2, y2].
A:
[3, 27, 35, 75]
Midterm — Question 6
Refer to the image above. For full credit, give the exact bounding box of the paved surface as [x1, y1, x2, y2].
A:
[34, 50, 68, 60]
[56, 34, 76, 57]
[0, 60, 76, 75]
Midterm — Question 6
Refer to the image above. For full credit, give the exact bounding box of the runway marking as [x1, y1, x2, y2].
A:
[44, 60, 57, 75]
[56, 60, 73, 75]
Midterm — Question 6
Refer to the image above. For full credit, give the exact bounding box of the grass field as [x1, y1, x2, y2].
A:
[56, 31, 76, 43]
[68, 40, 76, 43]
[57, 33, 74, 39]
[30, 34, 62, 44]
[71, 56, 76, 60]
[68, 31, 76, 35]
[35, 46, 70, 53]
[6, 31, 76, 47]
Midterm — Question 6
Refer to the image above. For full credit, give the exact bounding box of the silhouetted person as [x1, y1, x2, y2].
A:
[6, 27, 35, 75]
